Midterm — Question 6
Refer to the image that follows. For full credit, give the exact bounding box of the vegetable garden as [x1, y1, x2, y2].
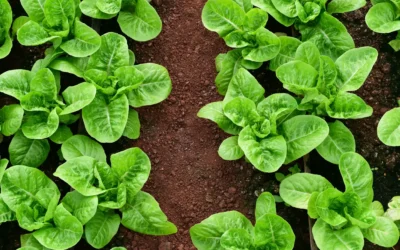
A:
[0, 0, 400, 249]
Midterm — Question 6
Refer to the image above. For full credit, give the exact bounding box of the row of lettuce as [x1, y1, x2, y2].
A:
[191, 0, 400, 249]
[0, 0, 177, 249]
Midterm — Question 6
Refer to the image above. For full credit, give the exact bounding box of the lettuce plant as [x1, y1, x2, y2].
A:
[0, 0, 12, 59]
[381, 196, 400, 232]
[366, 0, 400, 51]
[273, 41, 377, 163]
[80, 0, 162, 41]
[198, 68, 329, 172]
[202, 0, 281, 63]
[280, 152, 400, 250]
[0, 161, 84, 249]
[252, 0, 365, 59]
[0, 68, 95, 140]
[16, 0, 101, 57]
[190, 192, 295, 249]
[48, 32, 172, 143]
[53, 135, 177, 248]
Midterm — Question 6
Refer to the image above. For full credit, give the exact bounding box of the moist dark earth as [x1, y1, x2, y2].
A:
[0, 1, 400, 249]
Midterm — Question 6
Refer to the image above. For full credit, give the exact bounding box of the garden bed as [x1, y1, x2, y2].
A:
[1, 0, 400, 249]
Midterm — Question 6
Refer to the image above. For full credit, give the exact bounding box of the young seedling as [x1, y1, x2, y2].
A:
[48, 32, 172, 143]
[80, 0, 162, 41]
[366, 0, 400, 51]
[198, 68, 329, 172]
[280, 152, 400, 250]
[190, 192, 295, 249]
[16, 0, 101, 57]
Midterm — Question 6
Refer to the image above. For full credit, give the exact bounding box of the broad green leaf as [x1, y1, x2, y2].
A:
[60, 19, 101, 57]
[316, 121, 355, 164]
[12, 16, 30, 38]
[256, 192, 276, 219]
[271, 0, 297, 17]
[49, 125, 73, 144]
[110, 147, 151, 198]
[377, 107, 400, 146]
[20, 0, 46, 22]
[2, 165, 59, 210]
[61, 135, 106, 162]
[251, 0, 295, 27]
[295, 41, 320, 70]
[96, 0, 122, 14]
[276, 60, 319, 95]
[335, 47, 378, 92]
[62, 191, 98, 225]
[202, 0, 245, 37]
[256, 93, 298, 122]
[121, 191, 177, 235]
[127, 63, 172, 107]
[224, 68, 265, 104]
[85, 210, 120, 249]
[385, 196, 400, 221]
[371, 201, 384, 217]
[238, 126, 286, 172]
[61, 82, 96, 115]
[123, 109, 141, 139]
[326, 92, 373, 119]
[254, 214, 295, 249]
[44, 0, 75, 27]
[223, 97, 260, 127]
[366, 3, 400, 33]
[17, 21, 57, 46]
[244, 8, 268, 31]
[80, 0, 117, 19]
[280, 173, 333, 209]
[9, 131, 50, 168]
[339, 152, 373, 205]
[54, 156, 106, 196]
[327, 0, 366, 14]
[48, 57, 89, 77]
[16, 203, 49, 231]
[307, 192, 319, 219]
[0, 104, 24, 136]
[114, 66, 144, 90]
[218, 136, 244, 160]
[280, 115, 329, 164]
[22, 109, 59, 139]
[83, 93, 129, 143]
[20, 92, 54, 112]
[315, 188, 348, 227]
[0, 69, 32, 100]
[362, 216, 399, 247]
[269, 36, 301, 71]
[313, 219, 364, 250]
[29, 68, 57, 99]
[197, 102, 241, 135]
[0, 34, 12, 60]
[117, 0, 162, 41]
[299, 13, 355, 60]
[242, 28, 281, 62]
[33, 204, 83, 250]
[87, 32, 129, 74]
[220, 228, 253, 249]
[189, 210, 253, 249]
[215, 49, 244, 95]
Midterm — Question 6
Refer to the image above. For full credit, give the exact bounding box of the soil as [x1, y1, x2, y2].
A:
[1, 1, 400, 250]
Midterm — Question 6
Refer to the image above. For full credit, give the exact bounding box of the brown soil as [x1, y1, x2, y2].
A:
[1, 1, 400, 250]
